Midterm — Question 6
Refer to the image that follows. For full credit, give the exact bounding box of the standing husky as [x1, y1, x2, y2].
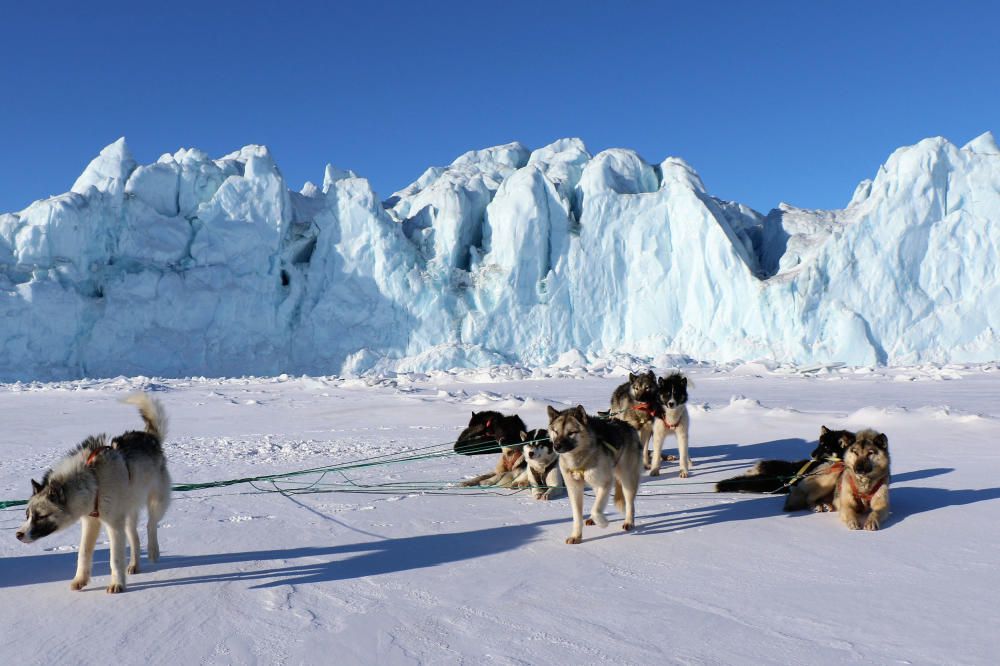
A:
[783, 428, 856, 512]
[834, 429, 891, 530]
[16, 394, 171, 594]
[514, 429, 562, 500]
[610, 371, 658, 457]
[647, 373, 692, 477]
[547, 405, 641, 544]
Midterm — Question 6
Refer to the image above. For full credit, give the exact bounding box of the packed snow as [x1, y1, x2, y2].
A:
[1, 364, 997, 664]
[2, 133, 999, 380]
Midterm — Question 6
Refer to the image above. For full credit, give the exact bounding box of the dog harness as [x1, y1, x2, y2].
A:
[85, 446, 112, 518]
[846, 473, 887, 505]
[631, 403, 681, 429]
[528, 459, 558, 487]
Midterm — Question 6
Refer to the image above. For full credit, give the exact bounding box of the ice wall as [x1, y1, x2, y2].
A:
[1, 132, 998, 379]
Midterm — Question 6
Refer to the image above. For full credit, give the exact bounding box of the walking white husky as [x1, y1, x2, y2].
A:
[16, 394, 171, 593]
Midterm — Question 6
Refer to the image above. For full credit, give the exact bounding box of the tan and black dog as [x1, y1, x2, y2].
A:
[834, 429, 890, 530]
[547, 405, 642, 544]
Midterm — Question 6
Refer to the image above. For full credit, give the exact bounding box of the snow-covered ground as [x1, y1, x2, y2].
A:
[1, 363, 998, 664]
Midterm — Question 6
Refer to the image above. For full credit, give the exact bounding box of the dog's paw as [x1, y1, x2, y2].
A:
[664, 453, 677, 461]
[536, 492, 551, 501]
[864, 517, 880, 531]
[844, 518, 861, 530]
[622, 521, 634, 532]
[678, 469, 689, 479]
[565, 535, 582, 545]
[70, 578, 89, 591]
[584, 518, 595, 526]
[106, 582, 125, 594]
[812, 503, 833, 513]
[588, 514, 609, 528]
[643, 462, 651, 470]
[127, 563, 140, 575]
[648, 468, 660, 477]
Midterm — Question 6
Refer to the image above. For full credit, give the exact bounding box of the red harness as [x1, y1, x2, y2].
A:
[631, 403, 681, 429]
[847, 473, 887, 504]
[85, 446, 112, 518]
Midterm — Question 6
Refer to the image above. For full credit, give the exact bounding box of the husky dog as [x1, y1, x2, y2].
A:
[610, 371, 658, 455]
[834, 429, 890, 530]
[16, 394, 171, 594]
[647, 373, 692, 477]
[547, 405, 641, 544]
[717, 425, 852, 494]
[513, 429, 562, 500]
[458, 442, 527, 487]
[783, 428, 856, 512]
[454, 410, 526, 456]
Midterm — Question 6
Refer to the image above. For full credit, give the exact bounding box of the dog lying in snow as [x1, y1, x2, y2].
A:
[512, 429, 562, 500]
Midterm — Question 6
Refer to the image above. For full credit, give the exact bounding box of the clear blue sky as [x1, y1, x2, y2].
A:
[1, 0, 997, 215]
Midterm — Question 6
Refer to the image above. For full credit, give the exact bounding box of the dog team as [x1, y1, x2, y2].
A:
[15, 370, 890, 593]
[455, 370, 891, 543]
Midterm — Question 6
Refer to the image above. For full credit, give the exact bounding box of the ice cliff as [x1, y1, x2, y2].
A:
[1, 132, 998, 379]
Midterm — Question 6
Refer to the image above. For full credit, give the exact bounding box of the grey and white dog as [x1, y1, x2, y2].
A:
[648, 373, 692, 478]
[514, 428, 562, 500]
[610, 371, 658, 455]
[16, 394, 171, 594]
[547, 405, 641, 544]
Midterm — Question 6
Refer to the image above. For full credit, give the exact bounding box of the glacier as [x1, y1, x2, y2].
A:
[1, 132, 998, 380]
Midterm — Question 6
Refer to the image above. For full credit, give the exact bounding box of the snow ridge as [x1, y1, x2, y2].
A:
[1, 133, 998, 379]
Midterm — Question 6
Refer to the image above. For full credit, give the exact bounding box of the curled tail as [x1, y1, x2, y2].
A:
[614, 479, 625, 511]
[123, 393, 168, 442]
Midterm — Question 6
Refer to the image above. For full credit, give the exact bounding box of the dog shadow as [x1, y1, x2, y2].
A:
[887, 485, 1000, 525]
[657, 437, 812, 475]
[0, 518, 563, 591]
[638, 495, 781, 534]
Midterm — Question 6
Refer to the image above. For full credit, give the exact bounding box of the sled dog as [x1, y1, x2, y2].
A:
[454, 410, 526, 455]
[716, 425, 852, 495]
[16, 394, 171, 594]
[458, 442, 527, 487]
[547, 405, 641, 543]
[648, 373, 692, 477]
[513, 429, 562, 500]
[783, 428, 856, 512]
[610, 371, 658, 456]
[834, 429, 891, 531]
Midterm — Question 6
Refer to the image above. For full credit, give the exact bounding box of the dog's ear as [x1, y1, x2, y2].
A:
[519, 430, 528, 442]
[30, 478, 42, 495]
[46, 481, 65, 505]
[575, 405, 588, 424]
[820, 425, 830, 435]
[838, 434, 854, 449]
[629, 372, 636, 382]
[874, 432, 888, 449]
[546, 405, 559, 421]
[681, 376, 687, 387]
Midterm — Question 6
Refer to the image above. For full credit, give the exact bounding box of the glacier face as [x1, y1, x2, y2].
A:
[1, 132, 998, 380]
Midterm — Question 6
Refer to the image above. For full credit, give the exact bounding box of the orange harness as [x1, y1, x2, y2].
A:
[847, 473, 887, 504]
[631, 403, 681, 429]
[85, 446, 112, 518]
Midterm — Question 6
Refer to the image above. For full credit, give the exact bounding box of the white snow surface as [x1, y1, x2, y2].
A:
[1, 364, 998, 664]
[2, 132, 1000, 379]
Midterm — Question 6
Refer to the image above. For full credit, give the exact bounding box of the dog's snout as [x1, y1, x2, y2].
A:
[527, 451, 535, 459]
[667, 400, 676, 408]
[15, 531, 25, 542]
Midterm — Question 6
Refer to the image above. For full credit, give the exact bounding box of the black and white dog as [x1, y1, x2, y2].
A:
[648, 373, 692, 477]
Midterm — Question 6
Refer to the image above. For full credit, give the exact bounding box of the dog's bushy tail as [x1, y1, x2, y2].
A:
[124, 393, 168, 442]
[614, 479, 625, 511]
[714, 475, 789, 494]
